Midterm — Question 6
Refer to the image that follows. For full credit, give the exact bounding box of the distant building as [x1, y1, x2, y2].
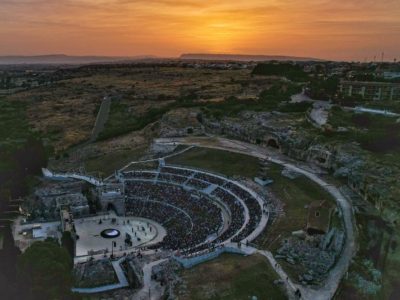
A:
[56, 193, 89, 217]
[340, 80, 400, 101]
[383, 72, 400, 80]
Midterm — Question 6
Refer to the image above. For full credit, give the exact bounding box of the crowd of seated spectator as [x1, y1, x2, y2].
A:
[223, 182, 263, 243]
[120, 166, 265, 252]
[157, 173, 187, 185]
[125, 181, 222, 250]
[211, 187, 246, 243]
[185, 178, 210, 190]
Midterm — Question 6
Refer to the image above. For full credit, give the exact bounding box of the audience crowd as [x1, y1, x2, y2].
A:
[125, 181, 222, 250]
[121, 166, 264, 254]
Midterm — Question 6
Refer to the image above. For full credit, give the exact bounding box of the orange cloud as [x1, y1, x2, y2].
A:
[0, 0, 399, 60]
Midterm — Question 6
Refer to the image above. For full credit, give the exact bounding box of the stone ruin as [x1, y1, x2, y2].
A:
[276, 227, 345, 285]
[97, 183, 125, 216]
[73, 259, 118, 288]
[120, 256, 143, 289]
[152, 259, 185, 299]
[23, 180, 89, 221]
[159, 108, 204, 138]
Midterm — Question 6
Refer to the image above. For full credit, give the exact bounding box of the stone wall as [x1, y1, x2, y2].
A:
[98, 187, 125, 216]
[173, 246, 247, 269]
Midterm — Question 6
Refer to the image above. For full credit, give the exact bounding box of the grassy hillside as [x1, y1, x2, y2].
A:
[176, 253, 286, 300]
[166, 147, 260, 178]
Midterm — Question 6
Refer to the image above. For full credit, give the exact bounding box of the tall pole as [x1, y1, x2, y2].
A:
[111, 240, 114, 258]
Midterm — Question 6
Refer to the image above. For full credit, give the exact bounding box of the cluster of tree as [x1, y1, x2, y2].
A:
[0, 76, 14, 89]
[61, 232, 75, 258]
[252, 62, 309, 82]
[99, 77, 305, 140]
[17, 239, 74, 300]
[97, 101, 174, 140]
[97, 91, 204, 141]
[306, 76, 339, 100]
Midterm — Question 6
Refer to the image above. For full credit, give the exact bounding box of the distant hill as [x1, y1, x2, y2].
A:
[180, 53, 324, 62]
[0, 54, 157, 65]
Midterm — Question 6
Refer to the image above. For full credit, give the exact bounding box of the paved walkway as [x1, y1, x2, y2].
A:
[153, 136, 356, 300]
[344, 106, 400, 117]
[90, 96, 112, 142]
[131, 258, 168, 300]
[66, 95, 112, 154]
[258, 249, 298, 300]
[116, 146, 195, 176]
[42, 168, 103, 186]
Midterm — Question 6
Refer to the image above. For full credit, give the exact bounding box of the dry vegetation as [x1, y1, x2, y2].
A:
[5, 66, 274, 152]
[7, 80, 100, 151]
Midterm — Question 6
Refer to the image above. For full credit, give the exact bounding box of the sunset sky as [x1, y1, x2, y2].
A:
[0, 0, 399, 61]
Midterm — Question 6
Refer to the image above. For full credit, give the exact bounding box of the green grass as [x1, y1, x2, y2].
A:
[0, 97, 51, 173]
[0, 231, 4, 250]
[176, 253, 286, 300]
[380, 233, 400, 300]
[166, 147, 260, 178]
[123, 160, 159, 172]
[337, 213, 399, 300]
[0, 97, 38, 171]
[0, 158, 15, 171]
[326, 108, 400, 155]
[84, 146, 147, 177]
[0, 98, 32, 143]
[98, 101, 174, 140]
[255, 163, 336, 251]
[0, 98, 48, 211]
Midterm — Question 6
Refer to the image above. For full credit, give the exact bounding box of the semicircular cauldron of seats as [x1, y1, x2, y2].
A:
[121, 166, 264, 255]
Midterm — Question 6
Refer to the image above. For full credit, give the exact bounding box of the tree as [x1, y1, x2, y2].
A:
[17, 240, 73, 300]
[61, 231, 75, 259]
[252, 62, 309, 82]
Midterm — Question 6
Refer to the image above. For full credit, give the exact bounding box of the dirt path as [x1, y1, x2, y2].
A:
[89, 96, 111, 143]
[131, 258, 168, 300]
[66, 96, 111, 155]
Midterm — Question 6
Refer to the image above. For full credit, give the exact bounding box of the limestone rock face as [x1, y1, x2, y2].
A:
[159, 108, 203, 137]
